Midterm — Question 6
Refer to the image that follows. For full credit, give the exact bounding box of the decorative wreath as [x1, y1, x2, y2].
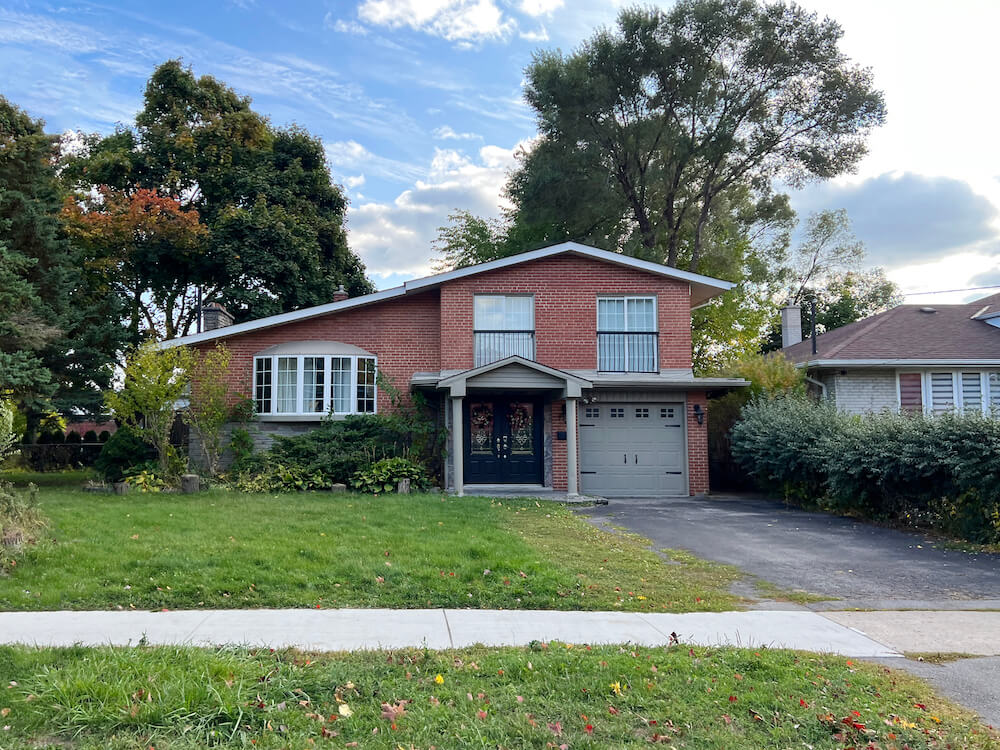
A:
[507, 404, 530, 432]
[470, 404, 493, 429]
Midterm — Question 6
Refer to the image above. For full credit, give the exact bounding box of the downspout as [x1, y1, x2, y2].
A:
[804, 373, 827, 399]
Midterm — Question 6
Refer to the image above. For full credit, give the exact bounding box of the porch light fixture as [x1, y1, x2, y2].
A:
[692, 403, 704, 425]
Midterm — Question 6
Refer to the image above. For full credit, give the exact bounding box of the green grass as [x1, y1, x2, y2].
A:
[905, 652, 979, 664]
[754, 580, 837, 606]
[0, 489, 745, 612]
[0, 468, 94, 488]
[0, 644, 994, 749]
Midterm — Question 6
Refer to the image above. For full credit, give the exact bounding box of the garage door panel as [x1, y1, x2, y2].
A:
[579, 402, 687, 497]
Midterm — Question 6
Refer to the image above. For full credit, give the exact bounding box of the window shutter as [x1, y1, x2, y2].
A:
[930, 372, 955, 413]
[898, 373, 923, 413]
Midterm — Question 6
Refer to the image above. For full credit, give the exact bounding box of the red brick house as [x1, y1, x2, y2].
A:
[161, 242, 746, 497]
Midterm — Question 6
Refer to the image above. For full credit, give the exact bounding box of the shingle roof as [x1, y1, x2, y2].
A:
[782, 293, 1000, 365]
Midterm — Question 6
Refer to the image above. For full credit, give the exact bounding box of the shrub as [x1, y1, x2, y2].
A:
[98, 430, 111, 443]
[731, 396, 1000, 543]
[123, 467, 169, 493]
[64, 431, 82, 444]
[83, 429, 99, 443]
[233, 463, 329, 493]
[94, 425, 155, 483]
[269, 414, 419, 485]
[228, 427, 256, 474]
[352, 457, 429, 494]
[183, 344, 232, 477]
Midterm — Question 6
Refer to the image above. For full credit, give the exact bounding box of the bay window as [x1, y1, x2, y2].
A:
[254, 349, 377, 417]
[597, 296, 658, 372]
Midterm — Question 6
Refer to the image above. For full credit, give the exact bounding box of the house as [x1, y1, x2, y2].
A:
[779, 293, 1000, 415]
[160, 242, 747, 497]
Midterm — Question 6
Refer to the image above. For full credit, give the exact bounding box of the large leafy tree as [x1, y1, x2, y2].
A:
[0, 96, 122, 428]
[763, 209, 902, 350]
[514, 1, 886, 271]
[62, 61, 372, 339]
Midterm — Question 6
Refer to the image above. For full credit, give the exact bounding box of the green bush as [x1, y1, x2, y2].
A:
[82, 430, 99, 443]
[233, 463, 330, 493]
[731, 396, 1000, 543]
[0, 482, 46, 571]
[94, 426, 155, 483]
[269, 414, 423, 485]
[228, 427, 256, 474]
[98, 430, 111, 443]
[64, 431, 82, 444]
[352, 457, 429, 494]
[123, 467, 169, 493]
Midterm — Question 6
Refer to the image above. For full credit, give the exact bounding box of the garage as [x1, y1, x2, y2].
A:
[578, 402, 687, 497]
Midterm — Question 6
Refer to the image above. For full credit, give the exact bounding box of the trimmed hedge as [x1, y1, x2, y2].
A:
[731, 396, 1000, 544]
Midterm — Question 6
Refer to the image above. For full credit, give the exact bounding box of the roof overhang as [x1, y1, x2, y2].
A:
[431, 356, 592, 398]
[797, 359, 1000, 369]
[156, 242, 734, 350]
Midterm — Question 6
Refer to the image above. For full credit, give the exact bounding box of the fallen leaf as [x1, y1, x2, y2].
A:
[338, 704, 353, 717]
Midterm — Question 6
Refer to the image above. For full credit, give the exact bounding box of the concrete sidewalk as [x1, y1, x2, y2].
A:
[0, 608, 899, 657]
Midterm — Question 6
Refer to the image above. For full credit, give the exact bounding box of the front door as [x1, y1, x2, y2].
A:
[464, 398, 543, 484]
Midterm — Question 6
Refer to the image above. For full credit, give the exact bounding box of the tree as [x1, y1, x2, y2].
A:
[516, 1, 886, 272]
[104, 343, 193, 475]
[63, 187, 208, 343]
[61, 61, 373, 338]
[763, 209, 902, 349]
[0, 96, 122, 429]
[184, 344, 232, 477]
[432, 210, 510, 270]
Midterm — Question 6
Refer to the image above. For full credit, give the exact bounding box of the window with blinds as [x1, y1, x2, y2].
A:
[929, 372, 955, 414]
[898, 373, 923, 413]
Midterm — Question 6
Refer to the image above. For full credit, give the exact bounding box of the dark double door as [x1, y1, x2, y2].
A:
[464, 397, 543, 484]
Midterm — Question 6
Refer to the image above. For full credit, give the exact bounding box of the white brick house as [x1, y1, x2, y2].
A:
[780, 294, 1000, 415]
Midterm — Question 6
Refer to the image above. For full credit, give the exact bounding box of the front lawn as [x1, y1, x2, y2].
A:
[0, 643, 994, 749]
[0, 488, 744, 612]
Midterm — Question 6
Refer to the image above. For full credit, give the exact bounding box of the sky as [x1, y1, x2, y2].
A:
[2, 0, 999, 303]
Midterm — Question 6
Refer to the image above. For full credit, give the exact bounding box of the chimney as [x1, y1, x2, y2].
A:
[780, 305, 802, 348]
[333, 284, 349, 303]
[202, 302, 234, 331]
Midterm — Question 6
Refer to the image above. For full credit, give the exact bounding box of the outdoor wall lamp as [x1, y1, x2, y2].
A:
[692, 403, 705, 426]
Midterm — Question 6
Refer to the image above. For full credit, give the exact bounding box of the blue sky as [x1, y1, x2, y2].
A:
[3, 0, 1000, 301]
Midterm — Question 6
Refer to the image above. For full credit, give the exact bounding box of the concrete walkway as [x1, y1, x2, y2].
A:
[0, 608, 899, 657]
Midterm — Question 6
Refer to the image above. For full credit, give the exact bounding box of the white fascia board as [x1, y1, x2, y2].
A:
[437, 355, 593, 388]
[403, 242, 734, 295]
[155, 286, 406, 349]
[798, 359, 1000, 368]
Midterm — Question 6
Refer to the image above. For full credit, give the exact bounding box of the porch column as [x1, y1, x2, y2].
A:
[451, 395, 464, 497]
[565, 396, 579, 497]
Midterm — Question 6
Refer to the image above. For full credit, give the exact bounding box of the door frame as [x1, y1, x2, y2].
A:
[462, 395, 544, 485]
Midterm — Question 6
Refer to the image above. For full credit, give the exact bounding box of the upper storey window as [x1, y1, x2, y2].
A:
[474, 295, 535, 366]
[597, 296, 658, 373]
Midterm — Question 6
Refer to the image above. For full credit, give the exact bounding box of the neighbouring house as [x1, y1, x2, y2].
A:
[780, 293, 1000, 415]
[160, 242, 747, 497]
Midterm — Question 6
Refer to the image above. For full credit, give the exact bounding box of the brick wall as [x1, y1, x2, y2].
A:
[439, 255, 693, 371]
[195, 291, 441, 412]
[686, 390, 709, 495]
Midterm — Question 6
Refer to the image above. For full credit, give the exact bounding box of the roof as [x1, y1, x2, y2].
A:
[157, 242, 735, 349]
[413, 365, 748, 392]
[782, 292, 1000, 367]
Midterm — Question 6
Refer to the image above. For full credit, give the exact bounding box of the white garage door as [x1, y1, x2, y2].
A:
[579, 402, 687, 497]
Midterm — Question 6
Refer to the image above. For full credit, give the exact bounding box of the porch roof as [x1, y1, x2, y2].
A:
[418, 356, 592, 398]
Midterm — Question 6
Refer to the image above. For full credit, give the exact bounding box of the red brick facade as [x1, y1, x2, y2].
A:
[439, 255, 693, 371]
[194, 253, 716, 495]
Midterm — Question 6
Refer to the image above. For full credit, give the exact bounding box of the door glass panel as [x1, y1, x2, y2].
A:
[507, 401, 534, 455]
[469, 402, 494, 455]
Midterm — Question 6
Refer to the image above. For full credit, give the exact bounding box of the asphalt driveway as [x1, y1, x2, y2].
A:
[581, 494, 1000, 608]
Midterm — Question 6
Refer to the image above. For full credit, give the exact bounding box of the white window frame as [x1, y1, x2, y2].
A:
[253, 353, 377, 417]
[896, 369, 1000, 416]
[473, 294, 536, 366]
[597, 295, 658, 373]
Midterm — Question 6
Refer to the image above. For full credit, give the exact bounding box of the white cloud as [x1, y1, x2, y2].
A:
[357, 0, 516, 43]
[324, 14, 369, 35]
[343, 174, 366, 188]
[324, 140, 426, 184]
[518, 0, 564, 17]
[347, 140, 531, 277]
[432, 125, 482, 141]
[519, 25, 549, 42]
